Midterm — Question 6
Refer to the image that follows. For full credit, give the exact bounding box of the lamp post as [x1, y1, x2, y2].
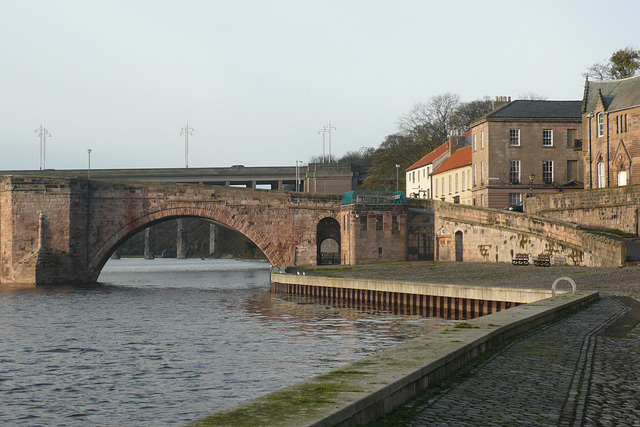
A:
[395, 164, 400, 191]
[87, 149, 92, 179]
[295, 160, 303, 192]
[529, 173, 535, 198]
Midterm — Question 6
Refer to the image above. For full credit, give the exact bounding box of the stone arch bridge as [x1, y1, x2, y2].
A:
[0, 175, 627, 286]
[0, 176, 351, 285]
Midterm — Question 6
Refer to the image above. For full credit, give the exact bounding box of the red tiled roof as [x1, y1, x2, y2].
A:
[431, 145, 472, 175]
[405, 141, 449, 172]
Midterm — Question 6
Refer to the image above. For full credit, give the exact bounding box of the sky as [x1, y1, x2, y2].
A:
[1, 0, 639, 171]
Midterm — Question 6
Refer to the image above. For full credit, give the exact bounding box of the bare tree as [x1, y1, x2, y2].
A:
[398, 93, 461, 148]
[583, 46, 640, 80]
[517, 92, 548, 100]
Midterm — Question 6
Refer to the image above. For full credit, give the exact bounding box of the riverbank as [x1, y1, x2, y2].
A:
[188, 264, 602, 426]
[299, 261, 640, 301]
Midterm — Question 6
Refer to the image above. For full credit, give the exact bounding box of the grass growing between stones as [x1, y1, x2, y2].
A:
[186, 370, 371, 427]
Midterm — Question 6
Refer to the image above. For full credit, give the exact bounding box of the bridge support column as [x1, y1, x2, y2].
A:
[144, 226, 155, 260]
[177, 219, 187, 259]
[209, 223, 219, 255]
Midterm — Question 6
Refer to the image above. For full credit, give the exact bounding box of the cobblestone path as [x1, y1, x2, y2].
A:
[373, 296, 639, 426]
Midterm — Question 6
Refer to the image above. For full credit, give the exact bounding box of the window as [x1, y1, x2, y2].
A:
[441, 177, 445, 195]
[376, 215, 383, 231]
[509, 129, 520, 146]
[542, 129, 553, 146]
[481, 161, 485, 185]
[468, 171, 471, 190]
[461, 171, 465, 191]
[360, 215, 367, 231]
[473, 164, 477, 186]
[473, 134, 477, 151]
[481, 131, 484, 149]
[597, 113, 604, 137]
[509, 193, 522, 207]
[567, 160, 578, 181]
[392, 215, 399, 231]
[618, 170, 628, 186]
[448, 175, 452, 194]
[542, 160, 554, 183]
[412, 171, 415, 183]
[480, 194, 485, 207]
[597, 161, 606, 188]
[509, 160, 521, 183]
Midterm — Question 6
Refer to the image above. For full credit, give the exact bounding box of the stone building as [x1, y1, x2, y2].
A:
[430, 145, 472, 204]
[581, 75, 640, 189]
[470, 97, 583, 209]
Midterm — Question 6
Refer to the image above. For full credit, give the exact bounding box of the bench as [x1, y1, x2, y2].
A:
[512, 253, 530, 266]
[533, 253, 552, 267]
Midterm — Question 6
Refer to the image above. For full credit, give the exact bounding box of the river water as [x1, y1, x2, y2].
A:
[0, 258, 452, 426]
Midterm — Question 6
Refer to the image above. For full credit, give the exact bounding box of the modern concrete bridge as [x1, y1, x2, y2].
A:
[1, 162, 366, 194]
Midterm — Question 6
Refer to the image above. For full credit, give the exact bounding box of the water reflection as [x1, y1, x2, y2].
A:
[0, 258, 452, 426]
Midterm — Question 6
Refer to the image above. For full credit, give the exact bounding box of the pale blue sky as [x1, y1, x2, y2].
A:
[1, 0, 638, 170]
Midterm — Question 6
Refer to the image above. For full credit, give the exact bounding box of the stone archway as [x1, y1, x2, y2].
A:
[89, 208, 288, 281]
[317, 217, 341, 265]
[455, 230, 463, 262]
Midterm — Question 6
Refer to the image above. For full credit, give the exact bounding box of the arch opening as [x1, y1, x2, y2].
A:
[91, 209, 284, 281]
[455, 231, 463, 262]
[317, 217, 341, 265]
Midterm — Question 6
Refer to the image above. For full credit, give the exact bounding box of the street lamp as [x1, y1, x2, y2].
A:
[529, 173, 535, 198]
[295, 160, 303, 192]
[87, 149, 92, 179]
[395, 164, 400, 191]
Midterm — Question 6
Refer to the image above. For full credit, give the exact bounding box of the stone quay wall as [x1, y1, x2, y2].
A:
[525, 184, 640, 235]
[432, 200, 624, 267]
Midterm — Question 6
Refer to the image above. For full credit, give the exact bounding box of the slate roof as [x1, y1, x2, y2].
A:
[484, 100, 583, 120]
[406, 141, 449, 172]
[431, 146, 472, 175]
[583, 75, 640, 113]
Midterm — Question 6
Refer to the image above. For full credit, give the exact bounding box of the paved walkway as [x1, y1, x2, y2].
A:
[309, 263, 640, 425]
[370, 295, 640, 426]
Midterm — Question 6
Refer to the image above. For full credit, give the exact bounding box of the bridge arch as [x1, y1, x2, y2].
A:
[316, 217, 341, 265]
[89, 204, 287, 281]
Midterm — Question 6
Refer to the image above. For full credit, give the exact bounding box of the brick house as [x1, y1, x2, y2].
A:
[470, 98, 583, 209]
[581, 75, 640, 188]
[430, 145, 472, 204]
[405, 131, 470, 199]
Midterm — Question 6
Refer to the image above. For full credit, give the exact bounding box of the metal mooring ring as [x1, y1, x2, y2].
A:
[551, 277, 577, 297]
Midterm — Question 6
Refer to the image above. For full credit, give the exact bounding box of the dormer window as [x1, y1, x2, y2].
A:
[597, 112, 604, 137]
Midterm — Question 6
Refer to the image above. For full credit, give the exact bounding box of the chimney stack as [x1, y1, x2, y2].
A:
[492, 95, 511, 110]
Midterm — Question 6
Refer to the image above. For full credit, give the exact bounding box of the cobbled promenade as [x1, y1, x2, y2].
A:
[308, 262, 640, 426]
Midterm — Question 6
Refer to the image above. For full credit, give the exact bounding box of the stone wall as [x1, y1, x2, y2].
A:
[433, 200, 624, 267]
[340, 205, 407, 265]
[525, 184, 640, 235]
[1, 176, 345, 285]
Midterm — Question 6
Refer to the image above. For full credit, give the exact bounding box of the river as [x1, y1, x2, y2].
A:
[0, 258, 452, 426]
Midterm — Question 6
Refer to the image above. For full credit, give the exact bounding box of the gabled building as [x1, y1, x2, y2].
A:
[470, 97, 583, 209]
[581, 75, 640, 188]
[430, 145, 472, 204]
[405, 131, 470, 199]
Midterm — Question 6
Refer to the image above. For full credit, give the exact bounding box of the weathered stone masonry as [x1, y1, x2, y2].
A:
[0, 176, 342, 285]
[526, 184, 640, 236]
[430, 199, 624, 267]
